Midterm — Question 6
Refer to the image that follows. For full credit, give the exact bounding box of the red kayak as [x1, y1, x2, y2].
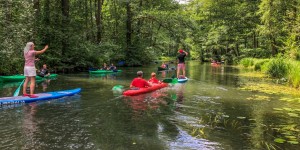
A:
[123, 83, 168, 96]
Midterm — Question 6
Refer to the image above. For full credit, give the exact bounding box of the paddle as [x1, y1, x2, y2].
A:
[112, 85, 124, 92]
[13, 79, 25, 97]
[162, 78, 173, 83]
[162, 73, 177, 83]
[112, 85, 139, 93]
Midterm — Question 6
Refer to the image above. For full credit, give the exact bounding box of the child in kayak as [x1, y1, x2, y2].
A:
[148, 72, 161, 84]
[130, 71, 151, 89]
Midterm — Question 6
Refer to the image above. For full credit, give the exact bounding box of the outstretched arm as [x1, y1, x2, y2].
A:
[184, 50, 188, 56]
[35, 45, 49, 55]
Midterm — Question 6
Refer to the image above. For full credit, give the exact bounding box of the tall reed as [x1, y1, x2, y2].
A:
[287, 60, 300, 88]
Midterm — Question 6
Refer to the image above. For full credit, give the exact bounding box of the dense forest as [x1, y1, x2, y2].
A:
[0, 0, 299, 74]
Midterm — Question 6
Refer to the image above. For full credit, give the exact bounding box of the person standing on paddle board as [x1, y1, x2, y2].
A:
[130, 71, 151, 89]
[23, 42, 49, 98]
[177, 49, 188, 78]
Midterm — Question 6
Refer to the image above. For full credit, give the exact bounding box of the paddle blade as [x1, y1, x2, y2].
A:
[162, 78, 173, 83]
[171, 74, 176, 79]
[13, 79, 25, 97]
[112, 85, 124, 92]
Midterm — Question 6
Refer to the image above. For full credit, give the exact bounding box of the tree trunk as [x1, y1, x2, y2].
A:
[85, 0, 88, 40]
[126, 0, 132, 53]
[33, 0, 40, 17]
[4, 1, 12, 23]
[95, 0, 104, 43]
[136, 0, 143, 41]
[253, 31, 257, 48]
[43, 0, 50, 44]
[33, 0, 40, 37]
[235, 43, 239, 56]
[90, 0, 95, 42]
[61, 0, 69, 56]
[113, 0, 119, 41]
[271, 37, 277, 55]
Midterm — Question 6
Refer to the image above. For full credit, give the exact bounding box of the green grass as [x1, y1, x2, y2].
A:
[287, 60, 300, 88]
[254, 59, 269, 71]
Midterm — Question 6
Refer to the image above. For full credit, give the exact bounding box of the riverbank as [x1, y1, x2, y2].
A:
[237, 58, 300, 97]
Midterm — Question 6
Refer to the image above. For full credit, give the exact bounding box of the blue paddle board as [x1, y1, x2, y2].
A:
[177, 77, 188, 83]
[0, 88, 81, 105]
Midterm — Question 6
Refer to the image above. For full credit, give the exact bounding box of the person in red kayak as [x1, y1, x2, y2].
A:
[23, 42, 49, 98]
[130, 71, 151, 89]
[177, 49, 188, 78]
[148, 72, 161, 84]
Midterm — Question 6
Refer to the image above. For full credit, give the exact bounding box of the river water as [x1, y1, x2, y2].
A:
[0, 61, 299, 150]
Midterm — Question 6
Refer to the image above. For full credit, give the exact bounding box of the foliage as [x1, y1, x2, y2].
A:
[254, 59, 269, 72]
[159, 56, 175, 62]
[240, 48, 272, 58]
[266, 58, 289, 78]
[0, 0, 300, 74]
[239, 58, 254, 68]
[0, 1, 33, 75]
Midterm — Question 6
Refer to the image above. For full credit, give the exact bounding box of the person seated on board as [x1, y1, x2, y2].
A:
[130, 71, 151, 89]
[108, 63, 117, 71]
[161, 62, 167, 69]
[165, 62, 169, 69]
[148, 72, 162, 84]
[210, 58, 216, 63]
[38, 64, 50, 77]
[101, 63, 108, 70]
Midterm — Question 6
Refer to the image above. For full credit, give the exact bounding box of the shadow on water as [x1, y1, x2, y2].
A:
[0, 62, 300, 149]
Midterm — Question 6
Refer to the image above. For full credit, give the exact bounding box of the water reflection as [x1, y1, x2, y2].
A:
[124, 90, 167, 112]
[89, 73, 119, 81]
[22, 103, 39, 149]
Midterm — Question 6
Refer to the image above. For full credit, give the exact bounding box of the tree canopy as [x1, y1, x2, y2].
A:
[0, 0, 299, 74]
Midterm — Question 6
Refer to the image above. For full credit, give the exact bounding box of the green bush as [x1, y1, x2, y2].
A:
[254, 59, 269, 71]
[239, 58, 254, 68]
[266, 58, 289, 78]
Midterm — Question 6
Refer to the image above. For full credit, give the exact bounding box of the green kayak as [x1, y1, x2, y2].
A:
[89, 70, 122, 74]
[0, 74, 58, 83]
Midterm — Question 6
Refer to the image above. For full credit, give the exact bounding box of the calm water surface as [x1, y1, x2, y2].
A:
[0, 61, 299, 150]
